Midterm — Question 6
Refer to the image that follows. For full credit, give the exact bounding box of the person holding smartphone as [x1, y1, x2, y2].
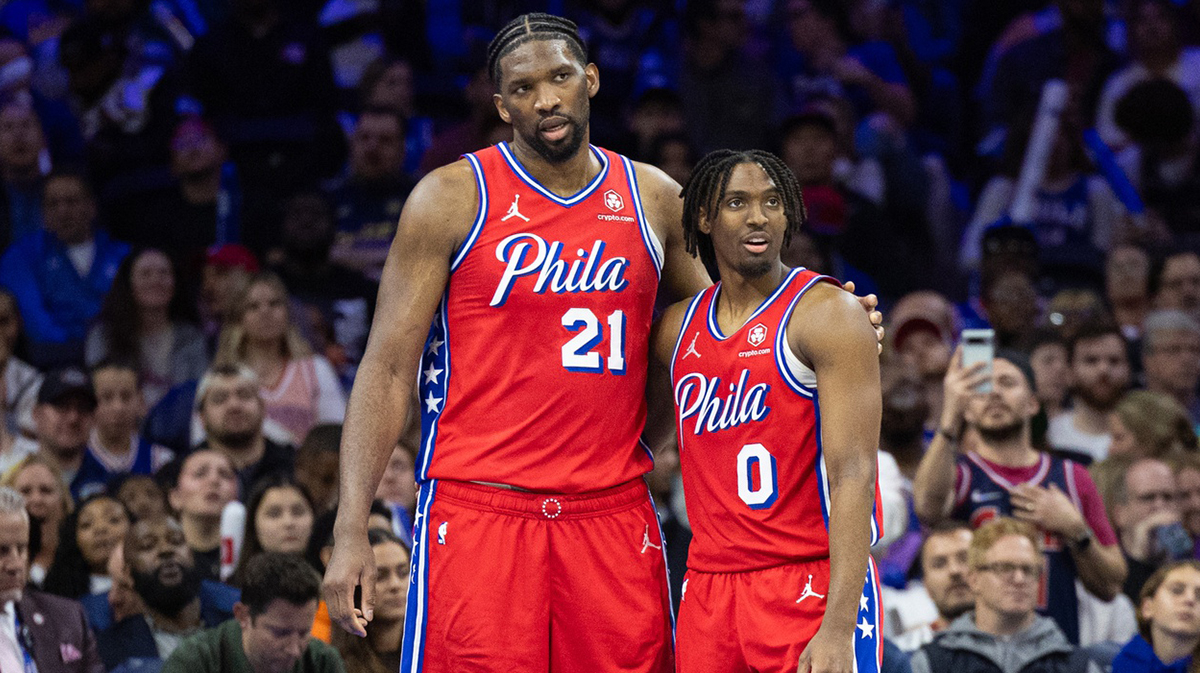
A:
[912, 345, 1127, 644]
[1109, 457, 1195, 600]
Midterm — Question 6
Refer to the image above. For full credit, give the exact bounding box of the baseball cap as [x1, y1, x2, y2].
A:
[37, 367, 96, 409]
[892, 317, 947, 351]
[205, 244, 259, 272]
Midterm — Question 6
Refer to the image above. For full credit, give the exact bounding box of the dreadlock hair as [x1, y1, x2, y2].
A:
[680, 149, 807, 275]
[487, 13, 588, 86]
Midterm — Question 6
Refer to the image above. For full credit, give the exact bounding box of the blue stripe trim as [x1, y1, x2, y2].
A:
[851, 559, 883, 673]
[668, 290, 708, 384]
[643, 482, 676, 645]
[813, 390, 831, 531]
[497, 142, 609, 206]
[705, 268, 803, 341]
[400, 479, 438, 673]
[620, 155, 663, 275]
[416, 295, 451, 481]
[450, 153, 488, 271]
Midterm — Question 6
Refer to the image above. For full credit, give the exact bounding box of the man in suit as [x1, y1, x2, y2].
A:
[0, 485, 104, 673]
[98, 516, 239, 670]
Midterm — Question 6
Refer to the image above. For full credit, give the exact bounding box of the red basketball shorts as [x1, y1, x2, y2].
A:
[399, 478, 675, 673]
[676, 557, 883, 673]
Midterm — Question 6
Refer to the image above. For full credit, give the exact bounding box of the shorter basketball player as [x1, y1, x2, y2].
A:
[652, 150, 883, 673]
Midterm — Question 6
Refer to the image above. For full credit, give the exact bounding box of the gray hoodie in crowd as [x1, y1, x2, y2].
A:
[909, 612, 1102, 673]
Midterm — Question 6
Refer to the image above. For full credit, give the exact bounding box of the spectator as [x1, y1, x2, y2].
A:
[1174, 454, 1200, 550]
[1096, 0, 1200, 151]
[184, 0, 345, 251]
[110, 117, 242, 260]
[894, 522, 975, 652]
[97, 515, 239, 670]
[647, 132, 696, 189]
[1048, 321, 1132, 463]
[625, 88, 686, 162]
[888, 291, 956, 435]
[353, 56, 432, 175]
[1029, 330, 1072, 420]
[374, 443, 416, 547]
[910, 518, 1100, 673]
[1, 454, 70, 587]
[161, 552, 344, 673]
[0, 288, 44, 441]
[1153, 251, 1200, 324]
[164, 448, 239, 581]
[199, 243, 258, 348]
[0, 485, 104, 673]
[913, 350, 1125, 643]
[1108, 391, 1198, 460]
[416, 60, 496, 174]
[294, 424, 340, 516]
[1107, 245, 1153, 343]
[213, 274, 346, 447]
[0, 170, 129, 368]
[1112, 560, 1200, 672]
[1110, 457, 1193, 600]
[86, 248, 207, 407]
[230, 475, 315, 587]
[193, 364, 295, 493]
[30, 367, 110, 500]
[330, 528, 408, 673]
[42, 492, 130, 599]
[110, 472, 169, 523]
[87, 360, 175, 479]
[268, 193, 377, 386]
[324, 107, 414, 282]
[0, 98, 47, 247]
[1142, 310, 1200, 421]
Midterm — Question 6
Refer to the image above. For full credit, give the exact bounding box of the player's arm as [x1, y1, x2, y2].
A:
[790, 283, 881, 673]
[643, 301, 691, 453]
[633, 161, 712, 300]
[323, 160, 476, 637]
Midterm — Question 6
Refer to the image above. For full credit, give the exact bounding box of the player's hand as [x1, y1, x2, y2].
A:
[796, 626, 854, 673]
[1010, 483, 1085, 538]
[843, 280, 884, 354]
[323, 533, 376, 637]
[938, 346, 988, 434]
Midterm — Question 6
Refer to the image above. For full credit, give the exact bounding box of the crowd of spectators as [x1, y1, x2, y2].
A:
[0, 0, 1199, 671]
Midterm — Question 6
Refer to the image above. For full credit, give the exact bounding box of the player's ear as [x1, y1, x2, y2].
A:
[698, 208, 712, 235]
[585, 63, 599, 98]
[493, 93, 511, 124]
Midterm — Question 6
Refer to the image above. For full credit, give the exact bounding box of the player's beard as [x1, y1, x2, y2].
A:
[525, 106, 587, 164]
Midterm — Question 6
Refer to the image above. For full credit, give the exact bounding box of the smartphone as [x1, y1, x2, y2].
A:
[1155, 522, 1194, 560]
[960, 329, 995, 393]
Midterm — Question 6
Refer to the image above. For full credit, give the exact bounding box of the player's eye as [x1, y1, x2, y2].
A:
[727, 199, 743, 208]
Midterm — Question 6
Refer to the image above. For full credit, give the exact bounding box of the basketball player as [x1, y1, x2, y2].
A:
[323, 14, 881, 672]
[654, 150, 883, 673]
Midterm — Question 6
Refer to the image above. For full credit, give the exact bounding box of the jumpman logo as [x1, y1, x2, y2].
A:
[684, 332, 701, 359]
[796, 574, 825, 603]
[501, 194, 530, 222]
[640, 525, 662, 554]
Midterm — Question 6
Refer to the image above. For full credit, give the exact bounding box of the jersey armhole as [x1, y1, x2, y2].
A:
[450, 153, 489, 272]
[621, 156, 664, 276]
[774, 273, 835, 397]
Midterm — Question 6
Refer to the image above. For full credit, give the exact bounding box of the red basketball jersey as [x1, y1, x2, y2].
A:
[670, 268, 884, 572]
[415, 143, 661, 492]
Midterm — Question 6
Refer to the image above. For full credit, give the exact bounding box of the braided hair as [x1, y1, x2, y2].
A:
[680, 149, 807, 274]
[487, 13, 588, 86]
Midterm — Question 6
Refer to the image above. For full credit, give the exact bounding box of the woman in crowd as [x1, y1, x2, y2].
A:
[1113, 560, 1200, 671]
[0, 289, 42, 441]
[86, 247, 208, 407]
[214, 272, 346, 445]
[332, 528, 410, 672]
[2, 454, 72, 586]
[110, 472, 170, 522]
[1108, 390, 1198, 459]
[231, 473, 315, 586]
[42, 493, 130, 598]
[165, 448, 239, 581]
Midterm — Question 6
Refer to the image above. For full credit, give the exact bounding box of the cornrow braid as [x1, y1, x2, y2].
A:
[487, 13, 588, 85]
[679, 149, 808, 275]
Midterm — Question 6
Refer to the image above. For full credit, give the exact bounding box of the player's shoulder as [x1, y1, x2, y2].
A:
[400, 159, 479, 235]
[627, 159, 682, 197]
[411, 158, 478, 199]
[652, 297, 699, 363]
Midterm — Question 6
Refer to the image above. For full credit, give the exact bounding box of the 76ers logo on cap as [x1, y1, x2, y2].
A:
[748, 323, 768, 347]
[604, 189, 624, 212]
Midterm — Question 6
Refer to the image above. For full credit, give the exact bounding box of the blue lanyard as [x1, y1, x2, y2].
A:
[12, 611, 38, 673]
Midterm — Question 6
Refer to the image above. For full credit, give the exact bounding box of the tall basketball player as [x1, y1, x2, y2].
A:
[322, 13, 881, 673]
[654, 150, 884, 673]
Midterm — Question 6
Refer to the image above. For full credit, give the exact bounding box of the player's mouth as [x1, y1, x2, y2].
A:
[539, 117, 571, 142]
[743, 233, 770, 254]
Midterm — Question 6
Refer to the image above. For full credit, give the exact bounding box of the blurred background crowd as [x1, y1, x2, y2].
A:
[0, 0, 1199, 670]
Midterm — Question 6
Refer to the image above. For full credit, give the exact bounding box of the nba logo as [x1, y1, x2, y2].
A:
[604, 189, 624, 212]
[748, 323, 768, 347]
